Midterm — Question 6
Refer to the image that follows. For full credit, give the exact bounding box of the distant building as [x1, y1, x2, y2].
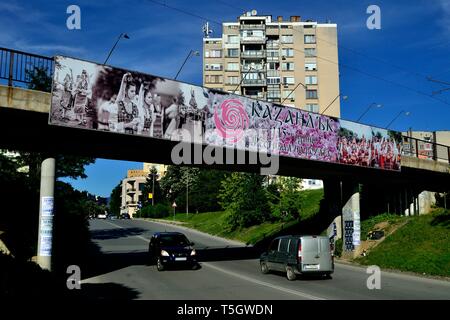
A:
[120, 163, 168, 217]
[203, 11, 341, 117]
[301, 179, 323, 190]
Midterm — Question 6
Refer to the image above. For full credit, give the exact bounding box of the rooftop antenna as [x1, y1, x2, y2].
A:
[203, 22, 213, 38]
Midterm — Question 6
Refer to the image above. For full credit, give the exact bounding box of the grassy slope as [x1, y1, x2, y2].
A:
[161, 189, 324, 245]
[356, 208, 450, 277]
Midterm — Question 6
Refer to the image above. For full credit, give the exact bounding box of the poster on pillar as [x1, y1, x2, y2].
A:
[49, 55, 402, 171]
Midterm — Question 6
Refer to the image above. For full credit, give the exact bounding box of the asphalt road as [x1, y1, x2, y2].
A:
[80, 218, 450, 300]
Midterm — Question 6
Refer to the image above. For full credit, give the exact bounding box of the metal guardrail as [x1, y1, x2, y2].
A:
[0, 47, 53, 87]
[0, 46, 449, 165]
[401, 136, 450, 163]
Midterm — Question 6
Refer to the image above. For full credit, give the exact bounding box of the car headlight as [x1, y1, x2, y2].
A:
[190, 249, 196, 256]
[161, 250, 169, 256]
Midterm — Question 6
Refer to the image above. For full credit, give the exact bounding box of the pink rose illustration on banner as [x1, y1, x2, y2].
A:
[214, 99, 249, 143]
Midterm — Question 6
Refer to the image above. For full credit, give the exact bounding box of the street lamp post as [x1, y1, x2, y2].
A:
[386, 110, 411, 129]
[356, 103, 383, 122]
[321, 94, 348, 115]
[186, 174, 189, 218]
[151, 172, 155, 206]
[104, 33, 130, 65]
[175, 50, 200, 80]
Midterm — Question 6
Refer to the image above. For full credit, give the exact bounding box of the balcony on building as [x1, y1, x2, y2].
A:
[240, 30, 266, 44]
[126, 186, 137, 193]
[239, 23, 265, 30]
[266, 70, 280, 78]
[246, 92, 266, 100]
[266, 40, 279, 49]
[241, 78, 267, 86]
[242, 63, 266, 72]
[241, 50, 266, 59]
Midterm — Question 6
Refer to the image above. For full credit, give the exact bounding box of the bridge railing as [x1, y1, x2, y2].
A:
[401, 135, 450, 164]
[0, 47, 53, 88]
[0, 46, 449, 165]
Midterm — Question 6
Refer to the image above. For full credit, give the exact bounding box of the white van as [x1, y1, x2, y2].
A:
[260, 235, 334, 280]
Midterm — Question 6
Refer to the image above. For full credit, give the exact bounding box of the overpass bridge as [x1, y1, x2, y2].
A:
[1, 47, 449, 262]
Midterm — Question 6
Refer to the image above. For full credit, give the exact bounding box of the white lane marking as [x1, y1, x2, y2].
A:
[100, 219, 325, 300]
[102, 220, 150, 243]
[202, 262, 325, 300]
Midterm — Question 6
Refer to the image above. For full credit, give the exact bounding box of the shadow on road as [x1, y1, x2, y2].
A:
[196, 246, 262, 262]
[70, 282, 140, 300]
[90, 227, 149, 240]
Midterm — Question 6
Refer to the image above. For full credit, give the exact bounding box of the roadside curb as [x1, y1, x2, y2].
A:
[136, 218, 250, 247]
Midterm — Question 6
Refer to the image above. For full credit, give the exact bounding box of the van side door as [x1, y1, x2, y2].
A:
[275, 238, 290, 271]
[266, 238, 280, 270]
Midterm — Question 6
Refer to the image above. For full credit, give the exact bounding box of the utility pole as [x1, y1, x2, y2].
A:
[152, 172, 155, 206]
[186, 173, 189, 218]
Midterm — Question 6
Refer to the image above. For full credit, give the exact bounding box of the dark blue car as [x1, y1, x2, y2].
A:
[148, 232, 198, 271]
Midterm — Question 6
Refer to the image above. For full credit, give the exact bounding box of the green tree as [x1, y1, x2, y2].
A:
[109, 182, 122, 216]
[189, 169, 230, 213]
[219, 172, 270, 230]
[270, 176, 304, 220]
[142, 166, 164, 206]
[26, 66, 52, 92]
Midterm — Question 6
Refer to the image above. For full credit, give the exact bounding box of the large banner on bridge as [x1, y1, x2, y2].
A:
[49, 55, 402, 171]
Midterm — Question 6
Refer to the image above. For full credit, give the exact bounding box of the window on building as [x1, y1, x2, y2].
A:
[281, 35, 293, 43]
[282, 62, 295, 71]
[267, 50, 279, 58]
[282, 90, 295, 100]
[206, 49, 222, 58]
[228, 35, 239, 44]
[227, 48, 239, 57]
[304, 48, 316, 57]
[306, 90, 318, 99]
[305, 62, 317, 71]
[207, 63, 222, 71]
[282, 76, 295, 85]
[267, 77, 281, 85]
[267, 90, 281, 98]
[305, 75, 317, 85]
[227, 62, 239, 71]
[281, 48, 294, 57]
[228, 76, 239, 85]
[304, 35, 316, 44]
[205, 75, 223, 84]
[305, 103, 319, 113]
[267, 62, 279, 70]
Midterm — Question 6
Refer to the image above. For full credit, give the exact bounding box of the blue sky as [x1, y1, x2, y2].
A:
[2, 0, 450, 196]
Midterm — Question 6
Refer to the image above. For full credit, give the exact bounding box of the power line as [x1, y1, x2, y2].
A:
[142, 0, 450, 107]
[144, 0, 222, 25]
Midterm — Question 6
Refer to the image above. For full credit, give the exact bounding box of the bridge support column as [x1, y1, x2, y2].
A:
[341, 181, 361, 259]
[323, 179, 342, 241]
[36, 158, 55, 271]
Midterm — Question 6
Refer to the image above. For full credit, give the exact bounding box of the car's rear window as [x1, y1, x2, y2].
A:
[159, 234, 190, 246]
[302, 238, 319, 252]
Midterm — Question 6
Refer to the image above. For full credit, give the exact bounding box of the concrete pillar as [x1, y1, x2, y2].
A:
[341, 181, 360, 259]
[323, 179, 342, 242]
[36, 158, 55, 271]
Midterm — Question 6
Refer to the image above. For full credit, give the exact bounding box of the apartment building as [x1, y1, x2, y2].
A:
[203, 11, 341, 117]
[120, 163, 168, 217]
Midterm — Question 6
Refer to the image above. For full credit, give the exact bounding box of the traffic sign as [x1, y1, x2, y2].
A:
[148, 193, 153, 199]
[172, 202, 177, 207]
